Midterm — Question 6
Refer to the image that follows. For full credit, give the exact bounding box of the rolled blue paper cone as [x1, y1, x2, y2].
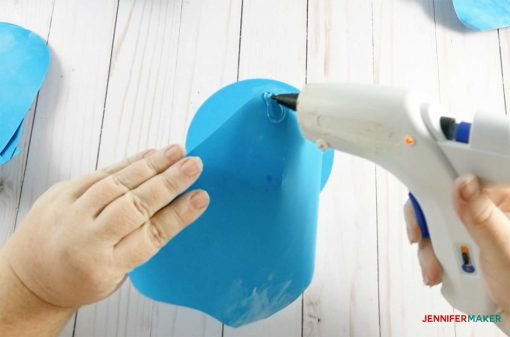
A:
[130, 79, 333, 327]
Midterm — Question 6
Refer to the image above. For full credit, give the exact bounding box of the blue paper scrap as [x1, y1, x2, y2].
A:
[130, 79, 334, 327]
[0, 22, 50, 165]
[452, 0, 510, 30]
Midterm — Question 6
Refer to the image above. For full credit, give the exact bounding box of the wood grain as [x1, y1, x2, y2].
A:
[303, 1, 379, 337]
[0, 1, 509, 336]
[500, 29, 510, 112]
[16, 0, 119, 219]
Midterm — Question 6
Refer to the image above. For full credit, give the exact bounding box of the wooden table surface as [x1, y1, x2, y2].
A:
[0, 0, 508, 336]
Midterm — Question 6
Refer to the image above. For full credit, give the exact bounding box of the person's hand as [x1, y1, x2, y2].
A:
[0, 145, 209, 309]
[405, 174, 510, 325]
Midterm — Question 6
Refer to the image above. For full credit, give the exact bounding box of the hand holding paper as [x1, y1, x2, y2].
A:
[1, 146, 208, 308]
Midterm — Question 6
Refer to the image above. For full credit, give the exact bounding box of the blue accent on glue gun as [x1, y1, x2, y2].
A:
[409, 192, 430, 239]
[455, 122, 471, 144]
[462, 264, 476, 273]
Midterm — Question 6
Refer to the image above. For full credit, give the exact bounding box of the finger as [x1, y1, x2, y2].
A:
[496, 311, 510, 335]
[101, 149, 156, 175]
[417, 240, 443, 286]
[93, 156, 203, 242]
[68, 149, 156, 199]
[113, 190, 210, 270]
[453, 174, 510, 255]
[486, 185, 510, 209]
[77, 145, 185, 214]
[404, 199, 421, 243]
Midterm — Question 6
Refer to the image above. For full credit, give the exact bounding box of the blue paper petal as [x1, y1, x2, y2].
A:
[452, 0, 510, 30]
[0, 22, 49, 165]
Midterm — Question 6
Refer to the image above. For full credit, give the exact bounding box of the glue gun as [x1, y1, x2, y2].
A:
[272, 83, 510, 315]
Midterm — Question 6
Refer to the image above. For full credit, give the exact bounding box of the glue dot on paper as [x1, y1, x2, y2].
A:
[315, 139, 329, 152]
[263, 92, 286, 124]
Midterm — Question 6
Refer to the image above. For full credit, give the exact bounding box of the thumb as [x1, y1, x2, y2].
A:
[453, 174, 510, 255]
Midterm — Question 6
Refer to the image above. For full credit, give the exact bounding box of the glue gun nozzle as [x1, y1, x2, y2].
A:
[271, 93, 299, 111]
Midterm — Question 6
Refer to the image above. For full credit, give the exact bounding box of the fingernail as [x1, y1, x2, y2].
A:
[190, 190, 209, 209]
[181, 157, 202, 177]
[459, 175, 480, 202]
[409, 234, 418, 244]
[423, 272, 430, 286]
[164, 145, 182, 160]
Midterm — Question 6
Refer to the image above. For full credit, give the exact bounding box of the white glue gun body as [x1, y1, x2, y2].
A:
[294, 83, 510, 315]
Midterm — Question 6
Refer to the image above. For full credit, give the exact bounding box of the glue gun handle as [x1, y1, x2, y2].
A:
[407, 190, 496, 315]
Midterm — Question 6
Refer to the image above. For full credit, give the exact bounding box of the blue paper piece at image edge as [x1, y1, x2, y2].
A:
[129, 79, 334, 327]
[452, 0, 510, 30]
[0, 22, 50, 165]
[0, 120, 23, 165]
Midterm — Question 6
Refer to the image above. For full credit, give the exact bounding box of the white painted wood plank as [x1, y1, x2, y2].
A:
[306, 0, 374, 84]
[0, 0, 54, 245]
[500, 29, 510, 112]
[0, 0, 54, 31]
[222, 1, 307, 336]
[304, 156, 379, 337]
[433, 2, 507, 336]
[434, 1, 505, 118]
[7, 1, 119, 336]
[372, 1, 456, 336]
[373, 0, 440, 92]
[17, 0, 118, 217]
[303, 1, 379, 337]
[236, 0, 307, 88]
[375, 172, 456, 337]
[74, 0, 241, 336]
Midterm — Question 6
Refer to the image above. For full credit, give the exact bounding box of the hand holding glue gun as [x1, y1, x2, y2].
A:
[273, 83, 510, 333]
[406, 174, 510, 330]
